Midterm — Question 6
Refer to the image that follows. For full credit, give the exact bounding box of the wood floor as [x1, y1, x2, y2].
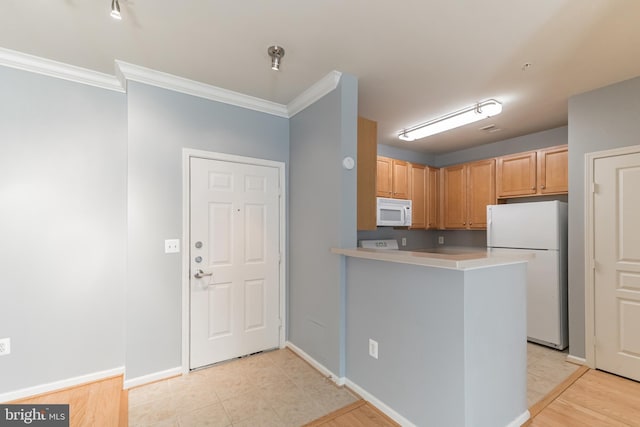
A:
[527, 368, 640, 426]
[307, 367, 640, 427]
[303, 400, 399, 427]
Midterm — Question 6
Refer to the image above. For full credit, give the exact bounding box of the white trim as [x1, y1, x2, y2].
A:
[115, 61, 289, 118]
[0, 47, 124, 92]
[584, 144, 640, 369]
[344, 379, 417, 427]
[286, 70, 342, 117]
[124, 366, 182, 390]
[285, 341, 345, 386]
[182, 149, 287, 373]
[0, 367, 124, 403]
[566, 354, 587, 365]
[1, 48, 341, 119]
[505, 410, 531, 427]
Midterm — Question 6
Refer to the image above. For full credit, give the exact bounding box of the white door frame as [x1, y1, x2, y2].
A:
[584, 144, 640, 368]
[181, 148, 286, 374]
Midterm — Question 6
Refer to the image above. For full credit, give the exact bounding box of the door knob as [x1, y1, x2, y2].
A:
[194, 269, 213, 279]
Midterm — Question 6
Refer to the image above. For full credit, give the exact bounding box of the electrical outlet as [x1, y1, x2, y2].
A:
[438, 236, 445, 245]
[369, 338, 378, 359]
[0, 338, 11, 356]
[401, 237, 407, 246]
[165, 239, 180, 254]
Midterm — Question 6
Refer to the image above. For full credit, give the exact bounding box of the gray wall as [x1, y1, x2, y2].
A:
[126, 82, 289, 379]
[345, 258, 527, 426]
[567, 75, 640, 359]
[433, 126, 568, 167]
[378, 143, 434, 165]
[0, 67, 127, 392]
[288, 75, 358, 377]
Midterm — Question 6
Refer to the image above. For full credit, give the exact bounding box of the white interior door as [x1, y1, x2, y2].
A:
[189, 156, 281, 369]
[594, 152, 640, 381]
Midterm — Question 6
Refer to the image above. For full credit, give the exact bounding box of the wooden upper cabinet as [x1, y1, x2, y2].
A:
[426, 166, 439, 229]
[357, 117, 378, 231]
[376, 156, 409, 199]
[496, 145, 568, 198]
[376, 156, 393, 198]
[442, 164, 467, 229]
[467, 159, 496, 229]
[496, 151, 537, 197]
[409, 163, 426, 229]
[538, 145, 568, 194]
[392, 160, 409, 199]
[442, 159, 495, 229]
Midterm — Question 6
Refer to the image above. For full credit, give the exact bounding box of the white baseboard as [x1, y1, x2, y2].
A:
[506, 410, 530, 427]
[124, 366, 182, 389]
[344, 379, 416, 427]
[0, 366, 125, 403]
[285, 341, 345, 386]
[566, 354, 586, 366]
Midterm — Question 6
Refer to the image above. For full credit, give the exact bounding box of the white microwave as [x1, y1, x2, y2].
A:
[376, 197, 412, 227]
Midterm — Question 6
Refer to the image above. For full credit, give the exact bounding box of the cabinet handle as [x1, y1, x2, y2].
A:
[531, 186, 535, 190]
[541, 185, 546, 189]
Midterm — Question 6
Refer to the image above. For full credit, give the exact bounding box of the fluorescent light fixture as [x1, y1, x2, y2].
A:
[399, 99, 502, 141]
[110, 0, 122, 20]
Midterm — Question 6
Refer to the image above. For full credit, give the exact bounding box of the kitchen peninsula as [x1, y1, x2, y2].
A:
[332, 247, 529, 427]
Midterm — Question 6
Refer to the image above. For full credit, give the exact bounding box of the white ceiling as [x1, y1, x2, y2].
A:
[2, 1, 640, 153]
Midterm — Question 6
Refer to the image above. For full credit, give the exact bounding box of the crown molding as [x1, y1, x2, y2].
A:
[286, 70, 342, 117]
[1, 48, 341, 118]
[115, 60, 289, 118]
[0, 47, 124, 92]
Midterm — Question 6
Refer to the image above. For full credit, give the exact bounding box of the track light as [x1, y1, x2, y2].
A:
[268, 46, 285, 71]
[110, 0, 122, 20]
[399, 99, 503, 141]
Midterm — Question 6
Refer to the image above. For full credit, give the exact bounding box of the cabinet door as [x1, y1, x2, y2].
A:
[409, 163, 426, 229]
[376, 156, 393, 198]
[426, 166, 439, 229]
[443, 164, 466, 229]
[538, 146, 568, 194]
[392, 159, 409, 199]
[467, 159, 496, 229]
[496, 151, 537, 197]
[357, 117, 377, 230]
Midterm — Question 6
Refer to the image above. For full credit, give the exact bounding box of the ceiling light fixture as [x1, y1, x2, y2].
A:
[110, 0, 122, 20]
[268, 46, 285, 71]
[399, 99, 503, 142]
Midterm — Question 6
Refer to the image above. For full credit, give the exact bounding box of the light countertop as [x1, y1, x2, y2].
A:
[331, 247, 530, 270]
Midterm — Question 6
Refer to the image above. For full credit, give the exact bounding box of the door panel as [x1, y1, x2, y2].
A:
[594, 152, 640, 381]
[190, 157, 280, 369]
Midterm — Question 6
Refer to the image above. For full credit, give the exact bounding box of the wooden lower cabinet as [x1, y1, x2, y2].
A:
[442, 159, 496, 229]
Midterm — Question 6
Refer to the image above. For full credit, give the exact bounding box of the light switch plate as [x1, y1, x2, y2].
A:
[165, 239, 180, 253]
[0, 338, 10, 356]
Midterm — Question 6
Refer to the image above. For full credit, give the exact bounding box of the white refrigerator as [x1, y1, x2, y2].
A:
[487, 201, 568, 350]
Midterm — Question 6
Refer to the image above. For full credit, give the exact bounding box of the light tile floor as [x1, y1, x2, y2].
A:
[129, 343, 579, 426]
[128, 348, 358, 427]
[526, 342, 580, 407]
